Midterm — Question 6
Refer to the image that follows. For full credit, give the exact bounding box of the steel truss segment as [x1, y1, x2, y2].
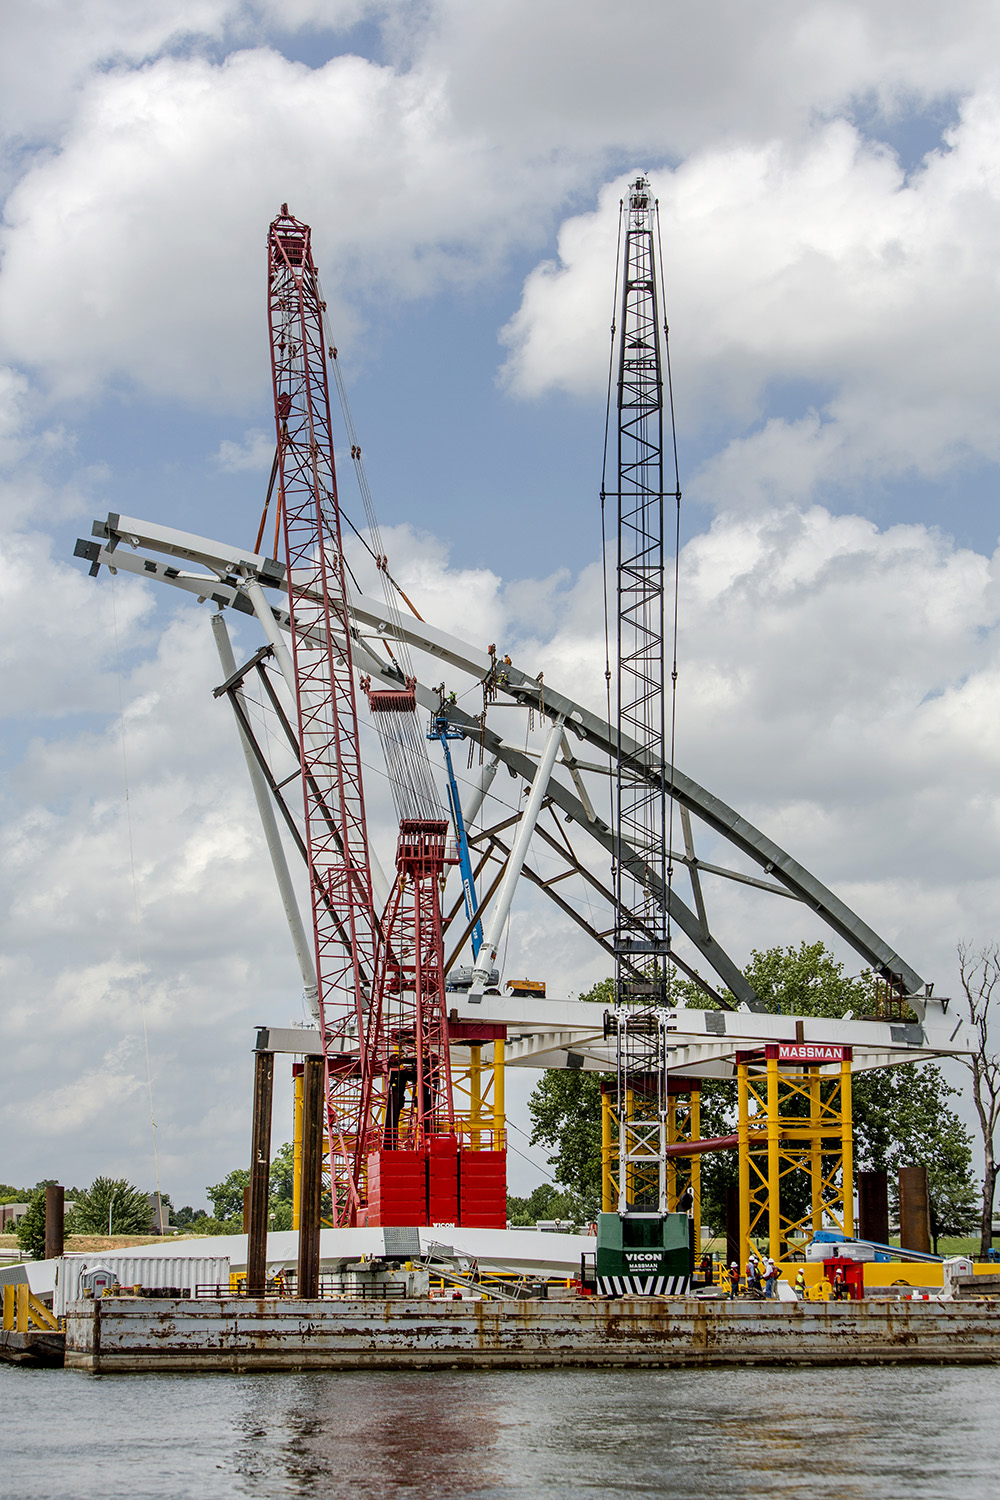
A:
[83, 514, 929, 1014]
[345, 590, 928, 1007]
[738, 1056, 853, 1265]
[364, 821, 456, 1156]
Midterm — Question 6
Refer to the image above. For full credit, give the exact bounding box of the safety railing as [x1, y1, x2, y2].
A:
[2, 1283, 60, 1333]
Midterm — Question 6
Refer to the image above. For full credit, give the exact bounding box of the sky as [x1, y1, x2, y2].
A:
[3, 0, 1000, 1210]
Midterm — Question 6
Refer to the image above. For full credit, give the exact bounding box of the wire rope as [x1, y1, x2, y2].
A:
[600, 200, 624, 852]
[317, 292, 441, 826]
[656, 200, 683, 959]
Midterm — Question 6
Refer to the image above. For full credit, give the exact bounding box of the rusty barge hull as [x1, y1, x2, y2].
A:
[63, 1296, 1000, 1374]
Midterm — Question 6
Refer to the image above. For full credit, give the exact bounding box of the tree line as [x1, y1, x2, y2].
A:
[2, 1142, 313, 1259]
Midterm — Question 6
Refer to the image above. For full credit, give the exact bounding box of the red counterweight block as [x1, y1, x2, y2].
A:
[427, 1134, 460, 1227]
[367, 1151, 428, 1227]
[459, 1149, 508, 1229]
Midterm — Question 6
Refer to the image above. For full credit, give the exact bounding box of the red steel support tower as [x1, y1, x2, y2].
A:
[267, 206, 382, 1225]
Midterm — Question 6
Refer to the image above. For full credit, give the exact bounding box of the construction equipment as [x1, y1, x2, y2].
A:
[505, 979, 546, 999]
[74, 200, 972, 1267]
[598, 174, 692, 1292]
[264, 208, 505, 1229]
[263, 207, 382, 1225]
[428, 708, 484, 959]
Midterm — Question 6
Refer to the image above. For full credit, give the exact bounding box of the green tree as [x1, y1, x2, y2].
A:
[742, 940, 878, 1018]
[506, 1183, 588, 1226]
[206, 1167, 249, 1224]
[851, 1062, 979, 1249]
[269, 1142, 295, 1205]
[14, 1188, 48, 1259]
[72, 1177, 153, 1235]
[183, 1216, 238, 1236]
[205, 1143, 318, 1229]
[173, 1206, 208, 1228]
[527, 1070, 605, 1216]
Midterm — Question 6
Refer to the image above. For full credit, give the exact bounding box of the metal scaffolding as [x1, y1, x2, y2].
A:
[737, 1046, 854, 1267]
[601, 1076, 702, 1247]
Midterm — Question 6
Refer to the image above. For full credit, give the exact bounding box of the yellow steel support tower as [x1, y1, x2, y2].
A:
[468, 1043, 482, 1148]
[737, 1044, 853, 1267]
[601, 1084, 615, 1212]
[493, 1036, 505, 1146]
[601, 1076, 701, 1245]
[440, 1024, 507, 1151]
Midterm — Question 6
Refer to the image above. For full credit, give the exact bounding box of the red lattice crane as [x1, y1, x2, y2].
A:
[267, 207, 506, 1230]
[267, 207, 382, 1225]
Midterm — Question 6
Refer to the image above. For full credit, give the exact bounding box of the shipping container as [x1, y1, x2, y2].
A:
[54, 1255, 230, 1316]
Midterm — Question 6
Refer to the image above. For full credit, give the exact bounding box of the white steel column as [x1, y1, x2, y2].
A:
[212, 612, 320, 1021]
[240, 573, 390, 909]
[461, 755, 499, 829]
[468, 715, 565, 1000]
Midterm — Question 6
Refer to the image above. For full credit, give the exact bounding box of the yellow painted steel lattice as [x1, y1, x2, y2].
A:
[601, 1082, 702, 1247]
[738, 1054, 853, 1267]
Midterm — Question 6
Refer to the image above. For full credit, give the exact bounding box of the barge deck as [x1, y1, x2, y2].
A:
[58, 1295, 1000, 1373]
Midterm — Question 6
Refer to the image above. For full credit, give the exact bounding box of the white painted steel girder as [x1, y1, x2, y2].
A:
[256, 984, 971, 1076]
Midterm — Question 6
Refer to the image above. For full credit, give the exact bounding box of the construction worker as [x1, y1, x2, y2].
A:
[729, 1261, 740, 1297]
[832, 1264, 847, 1301]
[794, 1266, 807, 1300]
[763, 1257, 777, 1298]
[746, 1252, 762, 1297]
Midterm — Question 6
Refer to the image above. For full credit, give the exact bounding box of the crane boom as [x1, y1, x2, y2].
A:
[267, 206, 382, 1223]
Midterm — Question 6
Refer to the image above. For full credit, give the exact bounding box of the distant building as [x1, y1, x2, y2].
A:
[147, 1194, 171, 1234]
[1, 1200, 77, 1231]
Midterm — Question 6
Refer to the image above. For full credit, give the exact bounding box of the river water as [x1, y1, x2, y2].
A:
[3, 1363, 998, 1499]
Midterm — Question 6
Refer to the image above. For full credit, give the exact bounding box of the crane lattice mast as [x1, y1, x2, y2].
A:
[267, 207, 382, 1225]
[610, 175, 679, 1215]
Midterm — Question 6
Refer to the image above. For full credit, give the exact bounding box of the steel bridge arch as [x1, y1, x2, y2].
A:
[77, 513, 931, 1020]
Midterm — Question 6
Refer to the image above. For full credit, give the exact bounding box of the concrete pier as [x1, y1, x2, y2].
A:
[63, 1295, 1000, 1374]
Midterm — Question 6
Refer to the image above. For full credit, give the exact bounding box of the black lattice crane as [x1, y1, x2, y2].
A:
[608, 175, 680, 1219]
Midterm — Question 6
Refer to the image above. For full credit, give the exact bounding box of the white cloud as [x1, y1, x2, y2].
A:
[502, 104, 1000, 505]
[9, 2, 1000, 418]
[0, 0, 388, 145]
[0, 533, 153, 719]
[214, 428, 274, 472]
[423, 0, 1000, 157]
[0, 43, 573, 405]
